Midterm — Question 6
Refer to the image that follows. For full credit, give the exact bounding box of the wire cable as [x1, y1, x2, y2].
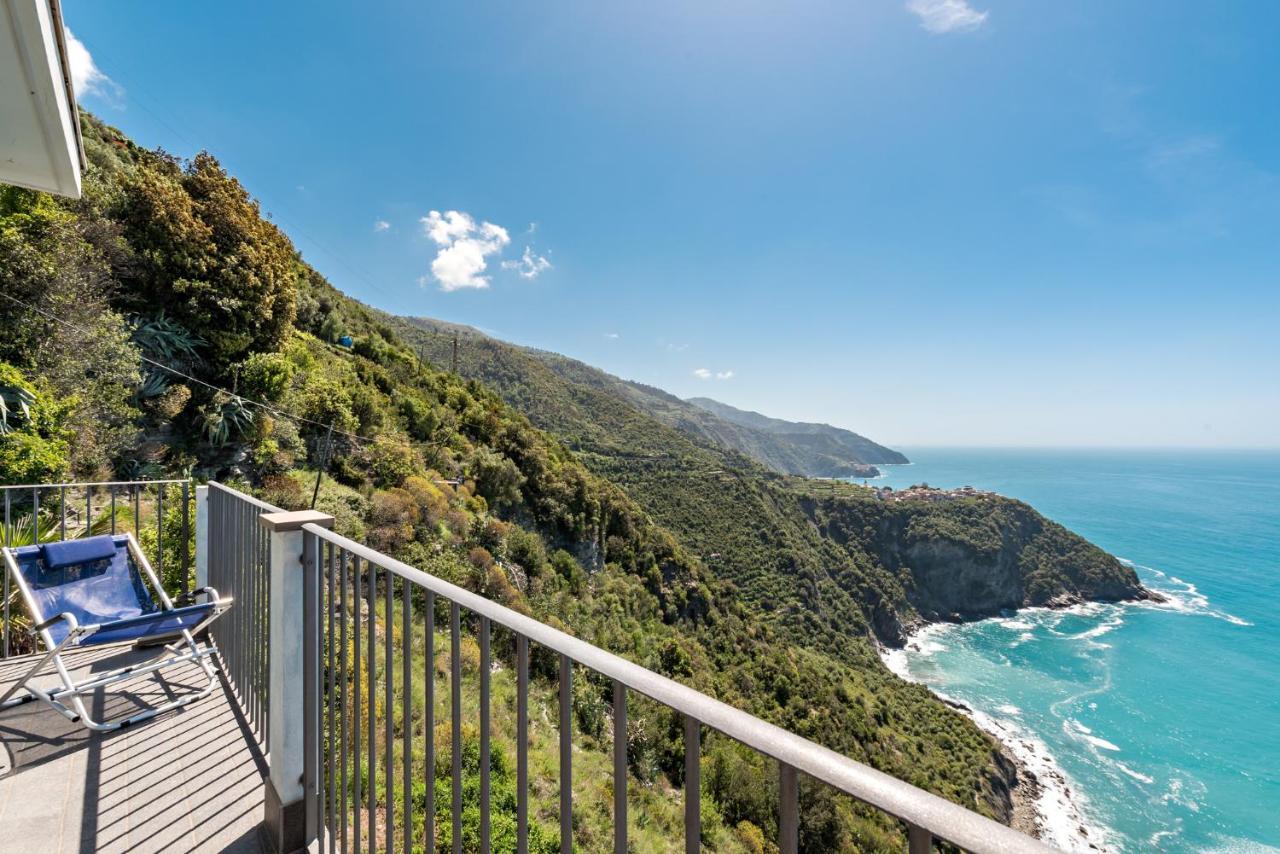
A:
[0, 289, 378, 445]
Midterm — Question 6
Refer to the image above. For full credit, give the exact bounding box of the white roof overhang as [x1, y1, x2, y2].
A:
[1, 0, 84, 198]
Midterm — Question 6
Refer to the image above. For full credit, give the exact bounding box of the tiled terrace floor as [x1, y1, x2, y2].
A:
[0, 644, 266, 853]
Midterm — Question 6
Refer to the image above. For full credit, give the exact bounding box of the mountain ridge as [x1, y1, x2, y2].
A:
[405, 317, 906, 479]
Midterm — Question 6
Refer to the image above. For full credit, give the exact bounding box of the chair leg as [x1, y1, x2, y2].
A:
[0, 632, 79, 708]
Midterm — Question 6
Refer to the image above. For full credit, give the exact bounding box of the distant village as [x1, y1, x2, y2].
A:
[867, 483, 996, 503]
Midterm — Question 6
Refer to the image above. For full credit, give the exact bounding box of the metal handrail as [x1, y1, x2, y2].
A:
[208, 481, 283, 514]
[302, 521, 1053, 854]
[206, 483, 281, 741]
[0, 479, 192, 490]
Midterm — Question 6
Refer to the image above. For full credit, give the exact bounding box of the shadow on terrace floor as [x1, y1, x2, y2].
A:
[0, 644, 266, 853]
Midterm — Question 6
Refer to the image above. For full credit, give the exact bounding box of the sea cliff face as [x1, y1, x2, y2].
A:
[799, 492, 1154, 640]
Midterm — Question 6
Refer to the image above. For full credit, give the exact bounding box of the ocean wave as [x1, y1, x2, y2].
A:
[878, 628, 1114, 853]
[1065, 719, 1122, 752]
[1200, 835, 1280, 853]
[1122, 559, 1254, 627]
[1115, 762, 1155, 785]
[966, 707, 1114, 852]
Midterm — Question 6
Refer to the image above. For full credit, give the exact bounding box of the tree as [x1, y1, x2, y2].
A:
[0, 186, 142, 475]
[0, 363, 73, 483]
[116, 152, 297, 370]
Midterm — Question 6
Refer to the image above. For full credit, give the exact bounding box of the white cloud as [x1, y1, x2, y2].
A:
[693, 368, 712, 379]
[501, 245, 552, 279]
[906, 0, 988, 33]
[716, 370, 734, 380]
[604, 332, 620, 339]
[64, 28, 120, 100]
[374, 219, 390, 232]
[693, 368, 735, 381]
[420, 210, 511, 291]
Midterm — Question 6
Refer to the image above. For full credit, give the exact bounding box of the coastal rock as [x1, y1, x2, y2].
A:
[875, 497, 1151, 624]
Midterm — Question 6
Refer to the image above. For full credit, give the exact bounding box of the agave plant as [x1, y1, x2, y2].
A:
[0, 381, 34, 435]
[130, 311, 205, 365]
[131, 312, 206, 403]
[199, 392, 255, 446]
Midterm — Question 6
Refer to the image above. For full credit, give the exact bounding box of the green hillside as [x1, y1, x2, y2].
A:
[0, 112, 1144, 851]
[405, 318, 902, 478]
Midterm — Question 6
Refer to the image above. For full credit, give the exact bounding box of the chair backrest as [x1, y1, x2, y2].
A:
[7, 534, 157, 643]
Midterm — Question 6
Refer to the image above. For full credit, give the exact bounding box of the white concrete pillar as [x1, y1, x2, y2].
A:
[194, 485, 209, 590]
[259, 508, 334, 854]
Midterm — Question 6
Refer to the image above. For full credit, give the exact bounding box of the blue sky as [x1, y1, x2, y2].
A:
[63, 1, 1279, 447]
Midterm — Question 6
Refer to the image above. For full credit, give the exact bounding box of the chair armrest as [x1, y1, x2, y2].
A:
[176, 586, 221, 606]
[31, 611, 78, 635]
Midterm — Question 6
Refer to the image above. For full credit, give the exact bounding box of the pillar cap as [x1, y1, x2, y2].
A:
[258, 509, 336, 532]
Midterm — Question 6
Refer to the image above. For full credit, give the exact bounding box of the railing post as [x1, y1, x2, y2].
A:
[779, 764, 798, 854]
[259, 509, 335, 854]
[194, 485, 209, 591]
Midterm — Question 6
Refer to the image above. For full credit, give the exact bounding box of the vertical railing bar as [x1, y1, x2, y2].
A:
[157, 483, 165, 582]
[3, 491, 9, 657]
[450, 602, 462, 854]
[401, 582, 411, 854]
[367, 563, 377, 854]
[319, 540, 329, 848]
[85, 486, 91, 541]
[328, 541, 337, 854]
[340, 549, 350, 854]
[110, 485, 116, 535]
[181, 481, 190, 595]
[353, 555, 363, 854]
[232, 496, 242, 713]
[613, 681, 626, 854]
[480, 616, 491, 854]
[779, 763, 798, 854]
[908, 824, 933, 854]
[517, 635, 528, 854]
[424, 591, 435, 853]
[32, 489, 38, 544]
[246, 503, 253, 723]
[259, 510, 267, 733]
[684, 716, 700, 854]
[559, 654, 572, 854]
[250, 503, 257, 726]
[132, 484, 139, 543]
[261, 514, 270, 737]
[59, 485, 66, 540]
[303, 530, 320, 843]
[384, 571, 393, 854]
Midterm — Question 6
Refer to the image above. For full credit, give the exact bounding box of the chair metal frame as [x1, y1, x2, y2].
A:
[0, 533, 232, 731]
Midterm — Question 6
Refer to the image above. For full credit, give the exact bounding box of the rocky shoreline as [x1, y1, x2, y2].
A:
[881, 624, 1113, 852]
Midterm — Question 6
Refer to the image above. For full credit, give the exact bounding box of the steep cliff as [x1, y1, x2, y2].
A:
[798, 490, 1153, 632]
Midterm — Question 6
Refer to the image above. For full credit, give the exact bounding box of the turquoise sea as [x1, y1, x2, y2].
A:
[872, 449, 1279, 853]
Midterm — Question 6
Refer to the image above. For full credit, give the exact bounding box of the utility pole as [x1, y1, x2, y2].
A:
[311, 423, 335, 509]
[451, 332, 459, 375]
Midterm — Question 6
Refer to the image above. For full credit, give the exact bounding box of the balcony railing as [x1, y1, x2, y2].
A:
[206, 482, 1053, 854]
[0, 478, 192, 658]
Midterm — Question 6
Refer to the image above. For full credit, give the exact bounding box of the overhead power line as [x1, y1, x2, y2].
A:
[0, 290, 377, 445]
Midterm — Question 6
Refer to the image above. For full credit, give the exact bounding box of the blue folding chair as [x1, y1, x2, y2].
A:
[0, 533, 231, 731]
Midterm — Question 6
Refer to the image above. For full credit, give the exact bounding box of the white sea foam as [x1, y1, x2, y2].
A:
[879, 627, 1113, 852]
[1123, 559, 1254, 627]
[1200, 835, 1280, 853]
[997, 617, 1035, 631]
[1115, 762, 1155, 785]
[1065, 719, 1122, 753]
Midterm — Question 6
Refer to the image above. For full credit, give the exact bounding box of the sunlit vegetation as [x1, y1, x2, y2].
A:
[0, 111, 1141, 850]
